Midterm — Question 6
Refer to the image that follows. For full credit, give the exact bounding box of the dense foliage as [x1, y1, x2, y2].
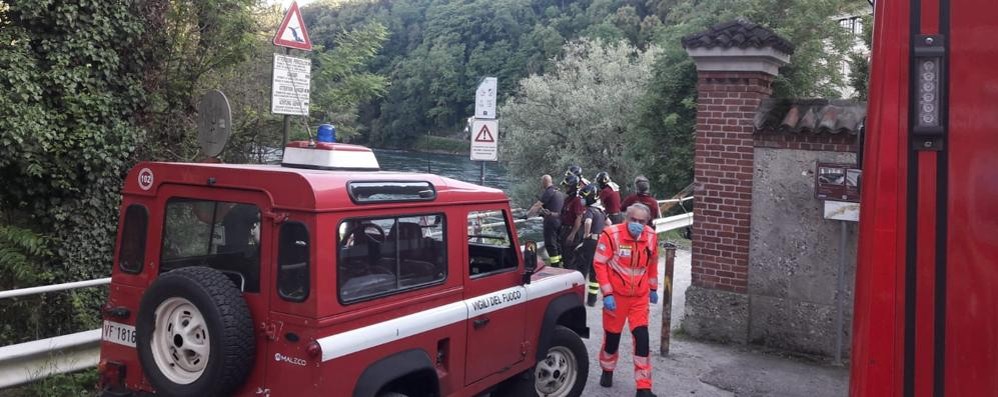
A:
[302, 0, 674, 147]
[304, 0, 870, 202]
[0, 0, 149, 344]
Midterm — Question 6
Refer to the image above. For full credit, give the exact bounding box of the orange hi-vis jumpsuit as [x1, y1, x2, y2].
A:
[593, 222, 659, 390]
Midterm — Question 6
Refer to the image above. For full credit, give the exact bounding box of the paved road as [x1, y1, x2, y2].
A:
[578, 248, 849, 397]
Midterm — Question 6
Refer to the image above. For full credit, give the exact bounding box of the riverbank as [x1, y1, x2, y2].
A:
[397, 135, 469, 155]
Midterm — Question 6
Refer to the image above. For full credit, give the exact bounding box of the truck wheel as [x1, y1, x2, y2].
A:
[136, 266, 255, 397]
[499, 326, 588, 397]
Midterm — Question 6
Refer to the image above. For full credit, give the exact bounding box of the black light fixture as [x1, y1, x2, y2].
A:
[912, 35, 946, 150]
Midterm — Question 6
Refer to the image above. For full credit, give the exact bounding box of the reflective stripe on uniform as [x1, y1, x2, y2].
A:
[601, 283, 614, 295]
[549, 255, 562, 264]
[634, 355, 652, 389]
[599, 349, 618, 371]
[593, 251, 610, 263]
[587, 281, 600, 293]
[607, 258, 648, 278]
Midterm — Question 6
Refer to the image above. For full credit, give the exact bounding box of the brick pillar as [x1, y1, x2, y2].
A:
[691, 71, 773, 293]
[679, 20, 793, 343]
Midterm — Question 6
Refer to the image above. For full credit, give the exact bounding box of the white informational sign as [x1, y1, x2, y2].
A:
[470, 119, 498, 161]
[475, 77, 498, 119]
[271, 54, 311, 116]
[824, 200, 860, 222]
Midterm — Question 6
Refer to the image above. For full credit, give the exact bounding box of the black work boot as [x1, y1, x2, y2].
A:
[586, 293, 598, 307]
[635, 389, 657, 397]
[600, 370, 613, 387]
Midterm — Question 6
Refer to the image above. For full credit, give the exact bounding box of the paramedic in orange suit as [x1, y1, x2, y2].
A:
[593, 203, 659, 397]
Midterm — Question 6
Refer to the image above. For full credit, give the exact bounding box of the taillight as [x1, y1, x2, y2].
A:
[306, 341, 322, 359]
[98, 359, 126, 387]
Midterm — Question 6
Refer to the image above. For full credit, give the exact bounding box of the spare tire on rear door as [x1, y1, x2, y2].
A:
[136, 266, 255, 397]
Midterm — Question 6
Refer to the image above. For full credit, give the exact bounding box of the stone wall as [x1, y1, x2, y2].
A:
[747, 147, 858, 356]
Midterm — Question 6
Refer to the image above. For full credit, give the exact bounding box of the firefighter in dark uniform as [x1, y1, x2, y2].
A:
[559, 174, 586, 271]
[596, 171, 623, 224]
[527, 175, 565, 267]
[578, 183, 607, 306]
[621, 175, 661, 226]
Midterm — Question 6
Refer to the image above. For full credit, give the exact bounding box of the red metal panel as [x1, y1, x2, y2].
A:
[946, 2, 998, 395]
[920, 0, 939, 35]
[914, 152, 936, 397]
[849, 0, 911, 395]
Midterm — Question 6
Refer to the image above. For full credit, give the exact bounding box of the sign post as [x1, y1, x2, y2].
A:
[815, 161, 861, 366]
[471, 77, 498, 185]
[272, 1, 313, 156]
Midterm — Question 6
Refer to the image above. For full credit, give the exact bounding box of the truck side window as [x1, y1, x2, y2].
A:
[278, 222, 310, 302]
[118, 204, 148, 274]
[337, 214, 446, 303]
[160, 198, 261, 292]
[467, 210, 516, 277]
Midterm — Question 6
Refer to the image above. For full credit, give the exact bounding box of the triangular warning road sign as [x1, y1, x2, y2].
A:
[475, 125, 495, 143]
[273, 1, 312, 51]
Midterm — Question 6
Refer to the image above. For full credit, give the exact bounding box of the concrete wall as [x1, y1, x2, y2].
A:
[747, 147, 858, 357]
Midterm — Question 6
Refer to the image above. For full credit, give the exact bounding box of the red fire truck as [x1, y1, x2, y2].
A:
[850, 0, 998, 395]
[97, 140, 590, 397]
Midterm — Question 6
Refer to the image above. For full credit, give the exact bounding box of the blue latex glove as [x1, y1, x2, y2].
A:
[603, 295, 617, 311]
[650, 290, 659, 304]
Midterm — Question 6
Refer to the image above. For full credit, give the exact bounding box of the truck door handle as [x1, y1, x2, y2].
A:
[473, 317, 491, 329]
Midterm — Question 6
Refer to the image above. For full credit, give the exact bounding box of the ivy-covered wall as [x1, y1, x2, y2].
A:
[0, 1, 147, 343]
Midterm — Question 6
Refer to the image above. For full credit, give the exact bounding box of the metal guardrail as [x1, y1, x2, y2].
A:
[0, 278, 110, 300]
[0, 196, 694, 388]
[0, 330, 101, 389]
[0, 279, 109, 389]
[654, 212, 694, 234]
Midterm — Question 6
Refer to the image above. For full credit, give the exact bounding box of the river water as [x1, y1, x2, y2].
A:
[373, 149, 545, 241]
[373, 149, 511, 191]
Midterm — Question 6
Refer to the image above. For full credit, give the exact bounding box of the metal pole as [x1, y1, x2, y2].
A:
[280, 47, 292, 157]
[834, 220, 848, 365]
[480, 161, 486, 186]
[660, 242, 677, 356]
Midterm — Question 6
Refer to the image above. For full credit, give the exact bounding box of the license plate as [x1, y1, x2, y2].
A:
[102, 321, 136, 348]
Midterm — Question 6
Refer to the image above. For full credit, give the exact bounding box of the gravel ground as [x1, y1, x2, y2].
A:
[577, 248, 850, 397]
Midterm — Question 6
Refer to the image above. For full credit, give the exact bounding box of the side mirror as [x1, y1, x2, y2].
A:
[522, 241, 538, 284]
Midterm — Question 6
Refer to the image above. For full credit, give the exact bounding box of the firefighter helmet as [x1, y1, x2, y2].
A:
[595, 171, 611, 188]
[561, 174, 580, 194]
[566, 165, 583, 179]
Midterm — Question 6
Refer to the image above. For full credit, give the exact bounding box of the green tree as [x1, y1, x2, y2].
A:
[501, 39, 661, 205]
[849, 13, 873, 101]
[311, 23, 390, 139]
[137, 0, 258, 161]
